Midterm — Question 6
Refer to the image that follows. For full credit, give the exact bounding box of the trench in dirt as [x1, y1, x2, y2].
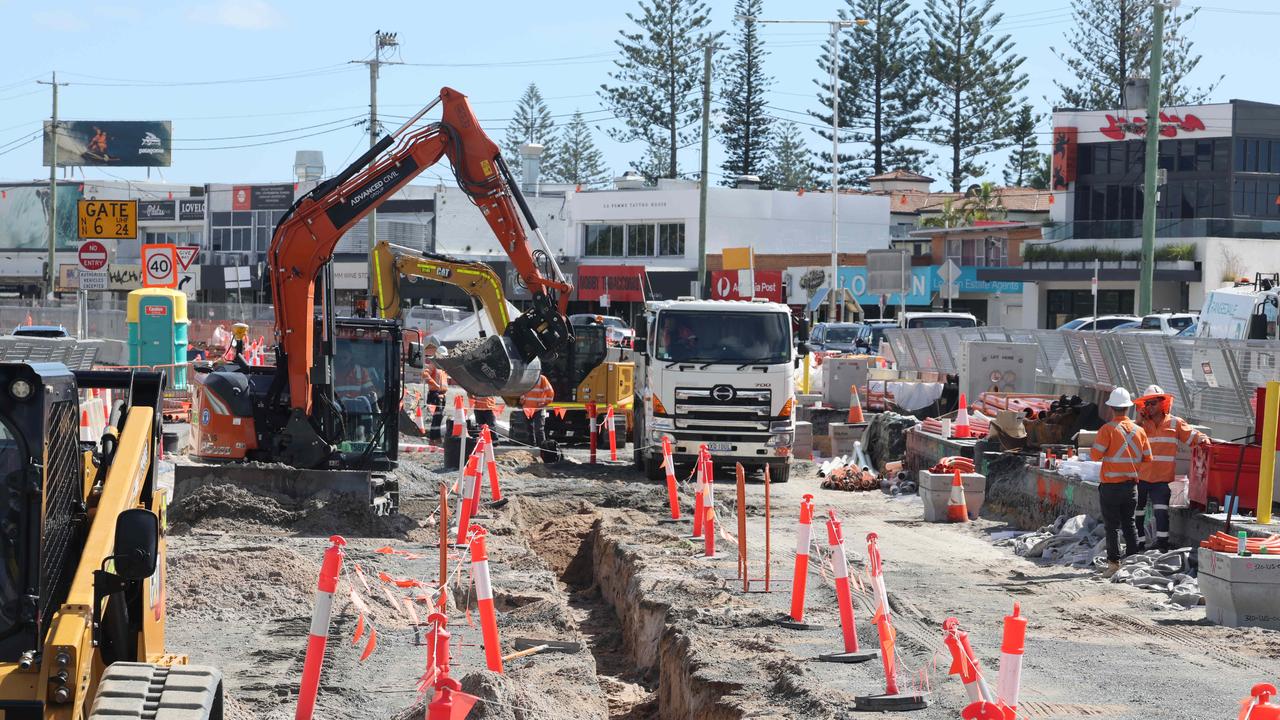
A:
[516, 500, 738, 720]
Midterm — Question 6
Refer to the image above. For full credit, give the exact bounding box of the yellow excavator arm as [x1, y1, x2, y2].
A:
[372, 241, 510, 334]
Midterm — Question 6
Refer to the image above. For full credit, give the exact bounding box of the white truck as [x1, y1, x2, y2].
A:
[632, 298, 801, 482]
[1196, 275, 1279, 340]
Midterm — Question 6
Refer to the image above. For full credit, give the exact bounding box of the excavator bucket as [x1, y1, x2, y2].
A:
[435, 335, 541, 398]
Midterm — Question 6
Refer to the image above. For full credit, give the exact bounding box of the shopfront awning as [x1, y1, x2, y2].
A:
[806, 287, 862, 315]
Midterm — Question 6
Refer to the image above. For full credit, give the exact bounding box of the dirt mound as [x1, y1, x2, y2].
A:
[168, 544, 319, 620]
[170, 483, 420, 538]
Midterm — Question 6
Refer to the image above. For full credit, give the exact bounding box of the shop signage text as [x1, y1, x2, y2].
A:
[1099, 112, 1206, 140]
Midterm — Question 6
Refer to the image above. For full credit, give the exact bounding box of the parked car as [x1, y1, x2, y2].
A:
[10, 324, 69, 338]
[1058, 315, 1139, 331]
[1176, 321, 1198, 337]
[808, 322, 872, 354]
[1108, 320, 1162, 334]
[900, 312, 978, 329]
[1138, 312, 1198, 336]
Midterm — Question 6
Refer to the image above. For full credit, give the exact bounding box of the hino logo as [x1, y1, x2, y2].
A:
[711, 385, 735, 402]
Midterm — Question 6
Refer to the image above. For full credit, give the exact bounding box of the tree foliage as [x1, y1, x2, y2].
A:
[1051, 0, 1220, 110]
[810, 0, 929, 187]
[600, 0, 711, 180]
[548, 112, 609, 187]
[1002, 104, 1043, 187]
[503, 83, 555, 180]
[920, 0, 1028, 191]
[719, 0, 774, 184]
[763, 121, 816, 190]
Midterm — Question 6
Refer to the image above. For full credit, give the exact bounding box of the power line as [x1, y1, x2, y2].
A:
[173, 115, 365, 143]
[0, 135, 39, 158]
[61, 63, 357, 87]
[397, 51, 614, 68]
[178, 122, 361, 151]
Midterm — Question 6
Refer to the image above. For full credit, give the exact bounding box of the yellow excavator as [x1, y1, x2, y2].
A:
[0, 361, 223, 719]
[371, 241, 633, 446]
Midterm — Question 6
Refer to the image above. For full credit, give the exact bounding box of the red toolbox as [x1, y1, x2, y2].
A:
[1190, 442, 1261, 511]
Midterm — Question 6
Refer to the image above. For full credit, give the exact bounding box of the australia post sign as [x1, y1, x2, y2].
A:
[710, 269, 784, 302]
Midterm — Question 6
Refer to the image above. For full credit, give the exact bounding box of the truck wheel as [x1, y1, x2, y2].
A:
[89, 662, 224, 720]
[768, 463, 790, 483]
[643, 451, 666, 482]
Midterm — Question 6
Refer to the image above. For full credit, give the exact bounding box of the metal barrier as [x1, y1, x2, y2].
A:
[881, 326, 1280, 431]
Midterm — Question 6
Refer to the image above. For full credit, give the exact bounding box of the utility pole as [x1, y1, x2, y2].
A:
[696, 31, 725, 298]
[750, 17, 860, 320]
[37, 72, 68, 299]
[352, 30, 400, 298]
[1139, 2, 1165, 316]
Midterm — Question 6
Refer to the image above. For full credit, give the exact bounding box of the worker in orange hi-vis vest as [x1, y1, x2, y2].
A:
[1090, 387, 1153, 578]
[1135, 384, 1209, 551]
[472, 394, 498, 434]
[520, 375, 555, 447]
[422, 343, 450, 440]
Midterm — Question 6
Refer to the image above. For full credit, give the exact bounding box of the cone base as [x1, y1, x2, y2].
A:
[776, 616, 824, 630]
[817, 649, 878, 664]
[483, 498, 510, 510]
[853, 693, 929, 712]
[656, 518, 683, 525]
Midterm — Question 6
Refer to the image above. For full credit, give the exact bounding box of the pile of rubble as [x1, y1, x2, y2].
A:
[995, 514, 1203, 609]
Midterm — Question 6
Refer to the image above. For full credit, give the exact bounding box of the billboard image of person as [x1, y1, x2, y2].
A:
[43, 120, 172, 167]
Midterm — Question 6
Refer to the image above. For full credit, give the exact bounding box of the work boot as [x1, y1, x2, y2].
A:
[1101, 562, 1121, 579]
[1156, 540, 1170, 552]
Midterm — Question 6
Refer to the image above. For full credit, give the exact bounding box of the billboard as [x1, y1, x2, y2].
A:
[0, 183, 84, 251]
[43, 120, 172, 167]
[710, 270, 784, 302]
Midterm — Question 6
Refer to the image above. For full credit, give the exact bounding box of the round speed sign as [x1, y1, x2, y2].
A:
[78, 240, 108, 271]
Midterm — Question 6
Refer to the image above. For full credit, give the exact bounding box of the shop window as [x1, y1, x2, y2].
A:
[658, 223, 685, 256]
[584, 224, 625, 257]
[628, 224, 655, 256]
[1178, 140, 1196, 172]
[1214, 138, 1229, 172]
[1196, 140, 1213, 172]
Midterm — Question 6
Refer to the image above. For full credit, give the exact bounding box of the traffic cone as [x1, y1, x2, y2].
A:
[778, 493, 822, 630]
[80, 408, 92, 442]
[943, 617, 993, 705]
[995, 603, 1027, 718]
[954, 393, 971, 438]
[818, 509, 876, 662]
[847, 385, 865, 424]
[855, 532, 928, 711]
[415, 404, 426, 435]
[947, 469, 969, 523]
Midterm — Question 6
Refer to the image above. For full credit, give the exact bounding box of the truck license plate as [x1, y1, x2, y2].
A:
[707, 442, 733, 452]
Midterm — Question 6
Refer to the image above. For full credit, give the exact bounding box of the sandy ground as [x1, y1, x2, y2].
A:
[163, 437, 1279, 720]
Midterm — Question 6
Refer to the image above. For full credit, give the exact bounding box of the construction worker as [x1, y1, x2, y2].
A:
[1136, 384, 1209, 551]
[336, 363, 379, 441]
[519, 374, 555, 448]
[1090, 387, 1152, 578]
[422, 344, 449, 440]
[472, 394, 498, 434]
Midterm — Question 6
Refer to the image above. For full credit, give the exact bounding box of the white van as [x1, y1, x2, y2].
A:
[899, 312, 978, 329]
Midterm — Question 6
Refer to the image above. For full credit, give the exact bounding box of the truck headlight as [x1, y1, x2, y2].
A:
[651, 417, 674, 431]
[9, 379, 33, 401]
[766, 432, 793, 447]
[769, 420, 792, 433]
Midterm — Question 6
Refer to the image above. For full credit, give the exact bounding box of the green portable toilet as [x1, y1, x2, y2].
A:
[127, 288, 189, 389]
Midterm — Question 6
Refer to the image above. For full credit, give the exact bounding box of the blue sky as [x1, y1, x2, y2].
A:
[0, 0, 1275, 188]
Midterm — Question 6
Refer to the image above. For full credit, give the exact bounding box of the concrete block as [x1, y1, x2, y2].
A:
[794, 421, 813, 460]
[919, 471, 986, 522]
[830, 422, 868, 457]
[1199, 548, 1280, 629]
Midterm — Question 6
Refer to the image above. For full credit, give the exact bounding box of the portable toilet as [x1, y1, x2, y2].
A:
[127, 288, 189, 389]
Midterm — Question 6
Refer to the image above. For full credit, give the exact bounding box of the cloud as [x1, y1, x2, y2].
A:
[186, 0, 283, 30]
[32, 9, 89, 32]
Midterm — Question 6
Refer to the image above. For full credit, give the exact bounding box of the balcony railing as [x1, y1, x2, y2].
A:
[1043, 218, 1280, 240]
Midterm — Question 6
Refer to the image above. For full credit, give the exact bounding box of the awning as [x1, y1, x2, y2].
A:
[806, 287, 862, 315]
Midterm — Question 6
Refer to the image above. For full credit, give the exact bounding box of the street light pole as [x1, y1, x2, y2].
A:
[1138, 2, 1165, 316]
[751, 17, 859, 322]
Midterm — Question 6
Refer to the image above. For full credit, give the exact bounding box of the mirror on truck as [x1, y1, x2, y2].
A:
[632, 337, 647, 355]
[112, 508, 159, 580]
[404, 341, 425, 369]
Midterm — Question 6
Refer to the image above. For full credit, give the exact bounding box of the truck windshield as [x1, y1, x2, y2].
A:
[906, 316, 976, 329]
[824, 326, 864, 342]
[333, 336, 392, 455]
[654, 311, 790, 365]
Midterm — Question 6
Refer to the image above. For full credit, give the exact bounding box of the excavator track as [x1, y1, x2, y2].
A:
[88, 663, 224, 720]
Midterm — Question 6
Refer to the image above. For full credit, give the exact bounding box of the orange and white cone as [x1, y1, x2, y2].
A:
[954, 393, 971, 438]
[947, 469, 969, 523]
[847, 385, 865, 424]
[818, 509, 876, 662]
[779, 493, 821, 630]
[995, 603, 1027, 717]
[468, 526, 504, 673]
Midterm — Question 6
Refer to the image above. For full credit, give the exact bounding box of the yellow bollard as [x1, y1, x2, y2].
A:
[1259, 381, 1279, 525]
[802, 354, 811, 395]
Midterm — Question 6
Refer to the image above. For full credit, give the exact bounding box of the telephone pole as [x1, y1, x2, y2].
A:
[352, 30, 400, 297]
[1138, 3, 1165, 315]
[37, 72, 68, 299]
[696, 32, 725, 297]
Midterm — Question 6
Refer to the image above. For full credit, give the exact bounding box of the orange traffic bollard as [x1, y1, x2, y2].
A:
[660, 436, 681, 523]
[469, 526, 504, 673]
[778, 494, 821, 630]
[480, 425, 504, 503]
[943, 617, 993, 705]
[702, 473, 716, 558]
[295, 535, 346, 720]
[606, 405, 618, 461]
[587, 403, 598, 464]
[454, 443, 483, 546]
[996, 603, 1027, 716]
[692, 446, 708, 539]
[818, 509, 876, 663]
[855, 532, 928, 712]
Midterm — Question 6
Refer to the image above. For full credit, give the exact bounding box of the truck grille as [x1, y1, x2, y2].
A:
[673, 386, 771, 432]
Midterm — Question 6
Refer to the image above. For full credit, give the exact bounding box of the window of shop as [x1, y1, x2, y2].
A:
[584, 222, 685, 257]
[143, 230, 203, 246]
[945, 236, 1007, 267]
[1046, 288, 1134, 329]
[209, 210, 285, 254]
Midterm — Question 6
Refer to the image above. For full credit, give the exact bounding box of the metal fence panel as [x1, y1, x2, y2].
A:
[1165, 338, 1251, 428]
[1063, 331, 1099, 386]
[882, 329, 918, 372]
[907, 330, 937, 372]
[1030, 330, 1077, 384]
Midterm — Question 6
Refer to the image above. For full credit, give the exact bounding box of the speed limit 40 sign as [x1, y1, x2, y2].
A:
[142, 244, 178, 288]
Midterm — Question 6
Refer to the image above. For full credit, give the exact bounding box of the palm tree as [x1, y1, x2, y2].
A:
[921, 198, 965, 228]
[960, 181, 1007, 223]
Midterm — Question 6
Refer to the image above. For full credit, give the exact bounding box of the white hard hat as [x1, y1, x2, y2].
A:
[1142, 384, 1165, 396]
[1106, 387, 1134, 408]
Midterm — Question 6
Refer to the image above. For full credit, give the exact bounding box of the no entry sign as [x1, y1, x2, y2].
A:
[78, 240, 108, 271]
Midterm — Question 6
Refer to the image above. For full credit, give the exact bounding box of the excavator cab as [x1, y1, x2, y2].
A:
[331, 319, 401, 464]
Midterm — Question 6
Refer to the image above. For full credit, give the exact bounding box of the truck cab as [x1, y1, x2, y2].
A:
[633, 299, 799, 482]
[899, 311, 978, 329]
[1197, 274, 1280, 340]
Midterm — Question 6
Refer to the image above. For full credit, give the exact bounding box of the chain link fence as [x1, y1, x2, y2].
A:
[883, 326, 1280, 435]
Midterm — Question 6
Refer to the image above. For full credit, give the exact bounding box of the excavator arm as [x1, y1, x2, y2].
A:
[371, 241, 509, 333]
[269, 87, 572, 421]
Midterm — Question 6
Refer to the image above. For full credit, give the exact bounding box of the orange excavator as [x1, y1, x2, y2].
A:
[189, 88, 572, 485]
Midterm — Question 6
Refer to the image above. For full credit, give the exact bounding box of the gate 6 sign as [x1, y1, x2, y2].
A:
[142, 243, 178, 288]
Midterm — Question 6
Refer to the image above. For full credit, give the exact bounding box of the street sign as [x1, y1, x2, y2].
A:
[175, 245, 199, 271]
[80, 271, 108, 291]
[866, 249, 910, 295]
[224, 266, 251, 289]
[938, 258, 961, 300]
[78, 240, 108, 271]
[142, 244, 178, 288]
[77, 199, 137, 239]
[177, 270, 198, 301]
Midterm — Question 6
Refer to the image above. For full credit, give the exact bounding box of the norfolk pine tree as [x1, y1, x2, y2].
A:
[549, 112, 609, 187]
[764, 121, 817, 190]
[1051, 0, 1220, 110]
[1003, 104, 1044, 187]
[504, 83, 556, 181]
[719, 0, 773, 184]
[810, 0, 928, 188]
[920, 0, 1028, 191]
[600, 0, 711, 180]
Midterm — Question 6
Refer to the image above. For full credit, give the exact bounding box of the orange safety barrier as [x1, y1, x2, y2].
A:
[779, 493, 820, 630]
[295, 535, 345, 720]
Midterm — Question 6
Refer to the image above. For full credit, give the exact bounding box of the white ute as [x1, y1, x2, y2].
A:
[633, 298, 801, 482]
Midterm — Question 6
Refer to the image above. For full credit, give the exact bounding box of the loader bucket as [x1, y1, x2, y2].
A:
[435, 335, 541, 397]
